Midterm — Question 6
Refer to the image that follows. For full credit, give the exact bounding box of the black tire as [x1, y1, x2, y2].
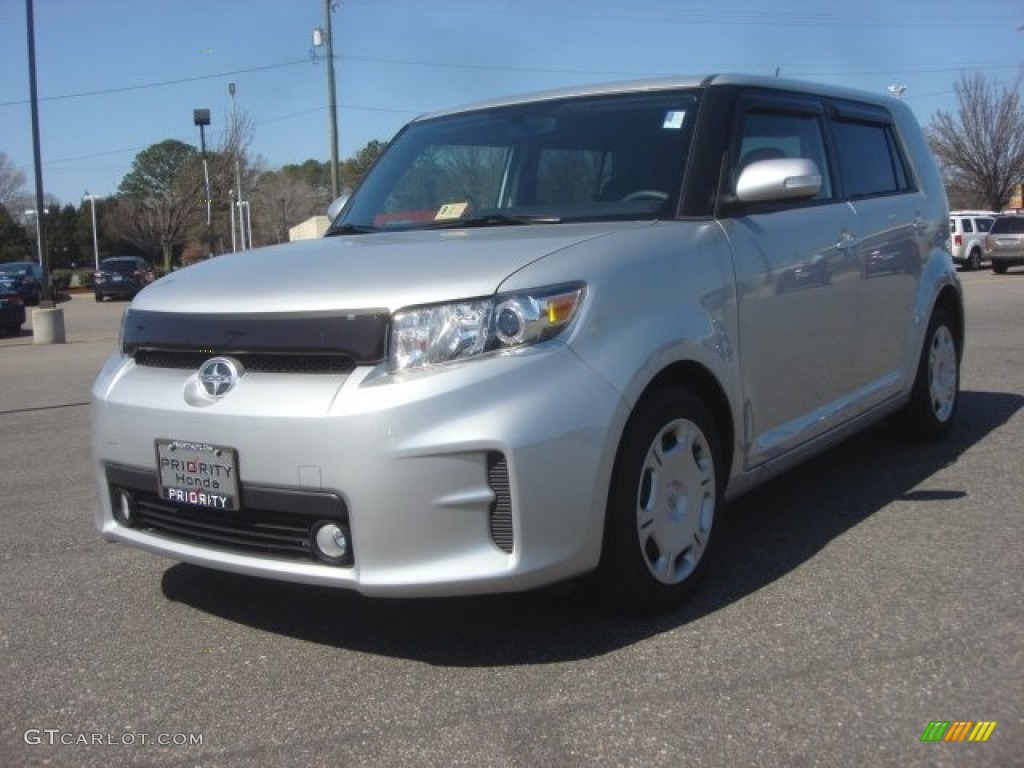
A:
[94, 292, 103, 302]
[889, 307, 960, 441]
[592, 387, 724, 614]
[992, 262, 1008, 275]
[967, 248, 982, 271]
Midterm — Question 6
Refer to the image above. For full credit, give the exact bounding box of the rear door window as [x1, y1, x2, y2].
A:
[831, 117, 911, 199]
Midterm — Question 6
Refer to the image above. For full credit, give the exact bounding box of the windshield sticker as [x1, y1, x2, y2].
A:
[662, 110, 686, 130]
[435, 202, 469, 220]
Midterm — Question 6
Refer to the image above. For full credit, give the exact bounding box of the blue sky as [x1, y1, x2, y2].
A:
[1, 0, 1021, 207]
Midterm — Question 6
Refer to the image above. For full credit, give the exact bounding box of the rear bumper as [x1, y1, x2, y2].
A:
[0, 300, 25, 328]
[96, 282, 142, 298]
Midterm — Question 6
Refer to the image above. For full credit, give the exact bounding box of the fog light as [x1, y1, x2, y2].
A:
[113, 489, 137, 527]
[313, 522, 351, 565]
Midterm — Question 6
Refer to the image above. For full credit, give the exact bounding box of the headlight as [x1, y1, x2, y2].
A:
[389, 283, 584, 372]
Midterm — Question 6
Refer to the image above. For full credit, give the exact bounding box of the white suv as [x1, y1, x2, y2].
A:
[92, 75, 963, 613]
[949, 210, 996, 270]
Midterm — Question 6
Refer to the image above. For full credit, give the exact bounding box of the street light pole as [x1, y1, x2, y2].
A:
[228, 83, 246, 250]
[25, 0, 53, 307]
[240, 201, 253, 250]
[25, 208, 47, 266]
[229, 188, 237, 252]
[83, 192, 100, 270]
[193, 109, 212, 258]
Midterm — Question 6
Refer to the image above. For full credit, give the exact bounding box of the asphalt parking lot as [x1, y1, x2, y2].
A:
[1, 276, 1021, 767]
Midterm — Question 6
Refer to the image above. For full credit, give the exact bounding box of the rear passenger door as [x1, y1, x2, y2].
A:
[721, 94, 861, 467]
[828, 102, 922, 405]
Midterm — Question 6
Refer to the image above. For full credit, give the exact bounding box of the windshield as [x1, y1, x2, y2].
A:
[331, 89, 699, 233]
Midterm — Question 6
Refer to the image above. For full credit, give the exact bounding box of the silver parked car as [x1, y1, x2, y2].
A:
[92, 75, 963, 613]
[984, 214, 1024, 274]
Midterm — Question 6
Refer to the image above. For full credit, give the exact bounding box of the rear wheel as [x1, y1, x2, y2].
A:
[889, 307, 960, 441]
[593, 388, 724, 614]
[966, 248, 982, 271]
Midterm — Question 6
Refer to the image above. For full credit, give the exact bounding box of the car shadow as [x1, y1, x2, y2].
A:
[161, 389, 1023, 666]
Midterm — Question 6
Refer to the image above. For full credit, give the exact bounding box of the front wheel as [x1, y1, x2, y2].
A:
[889, 307, 960, 441]
[992, 262, 1008, 275]
[593, 388, 724, 614]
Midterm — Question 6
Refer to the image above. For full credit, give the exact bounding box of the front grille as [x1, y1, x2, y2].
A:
[134, 349, 356, 374]
[133, 496, 315, 557]
[487, 453, 514, 554]
[106, 464, 351, 565]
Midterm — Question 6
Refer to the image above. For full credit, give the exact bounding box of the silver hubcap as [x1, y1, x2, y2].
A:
[636, 418, 715, 585]
[928, 325, 957, 422]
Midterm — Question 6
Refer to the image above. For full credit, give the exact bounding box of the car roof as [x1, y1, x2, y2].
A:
[412, 73, 904, 123]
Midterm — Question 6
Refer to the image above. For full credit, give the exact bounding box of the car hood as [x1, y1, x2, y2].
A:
[133, 223, 647, 314]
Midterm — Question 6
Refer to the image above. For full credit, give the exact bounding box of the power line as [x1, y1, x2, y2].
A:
[0, 58, 311, 108]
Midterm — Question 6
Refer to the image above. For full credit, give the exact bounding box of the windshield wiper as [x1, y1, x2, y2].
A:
[420, 213, 562, 230]
[325, 223, 379, 236]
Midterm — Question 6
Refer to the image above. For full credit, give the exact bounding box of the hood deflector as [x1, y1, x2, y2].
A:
[122, 309, 391, 366]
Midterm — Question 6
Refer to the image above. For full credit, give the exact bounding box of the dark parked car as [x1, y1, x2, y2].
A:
[94, 256, 153, 302]
[0, 261, 44, 305]
[0, 287, 26, 336]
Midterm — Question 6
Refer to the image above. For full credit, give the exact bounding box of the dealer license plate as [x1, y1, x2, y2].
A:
[156, 440, 240, 510]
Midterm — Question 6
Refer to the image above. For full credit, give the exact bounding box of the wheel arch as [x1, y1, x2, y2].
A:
[628, 360, 736, 484]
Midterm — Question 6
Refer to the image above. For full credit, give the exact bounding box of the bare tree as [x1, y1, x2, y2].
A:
[0, 152, 27, 208]
[929, 72, 1024, 212]
[250, 170, 326, 245]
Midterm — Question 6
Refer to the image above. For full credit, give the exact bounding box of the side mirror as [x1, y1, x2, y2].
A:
[735, 157, 822, 204]
[327, 193, 351, 221]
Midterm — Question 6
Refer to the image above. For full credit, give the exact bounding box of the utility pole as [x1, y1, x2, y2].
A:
[324, 0, 340, 199]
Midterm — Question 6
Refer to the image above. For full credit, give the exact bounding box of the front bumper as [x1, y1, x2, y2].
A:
[92, 344, 625, 596]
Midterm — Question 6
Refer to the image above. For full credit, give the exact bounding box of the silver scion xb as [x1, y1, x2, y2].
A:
[92, 75, 963, 613]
